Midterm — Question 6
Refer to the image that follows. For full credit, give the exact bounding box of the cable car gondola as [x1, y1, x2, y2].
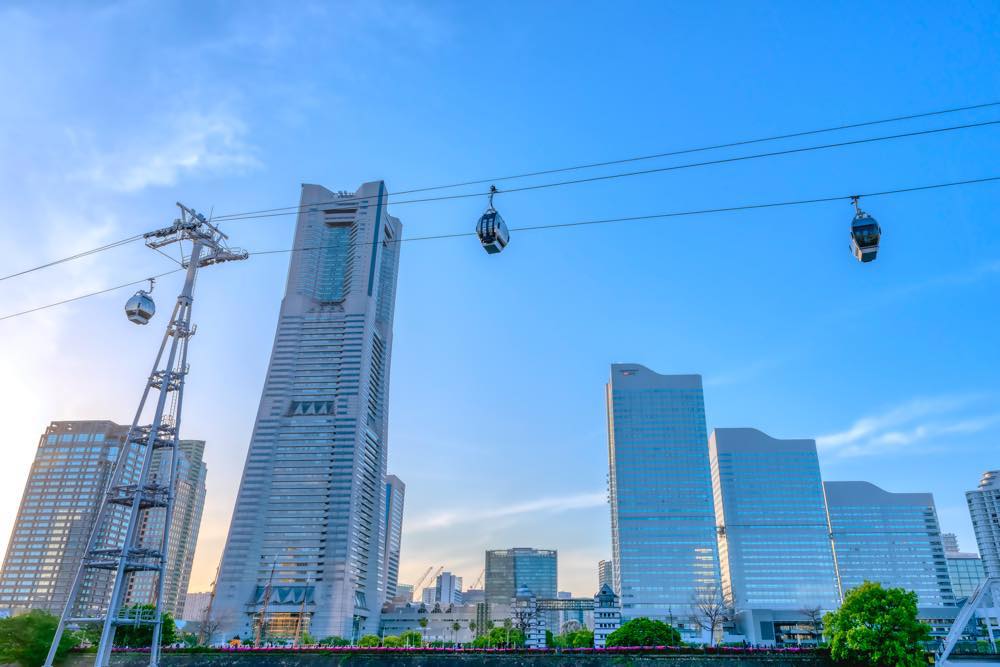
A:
[125, 278, 156, 325]
[476, 185, 509, 254]
[849, 196, 881, 263]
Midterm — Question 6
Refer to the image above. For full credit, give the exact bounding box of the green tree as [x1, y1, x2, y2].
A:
[417, 616, 429, 644]
[471, 626, 524, 648]
[358, 634, 380, 647]
[468, 621, 477, 638]
[451, 622, 461, 645]
[554, 628, 594, 648]
[0, 610, 78, 667]
[823, 581, 930, 667]
[382, 635, 402, 647]
[318, 635, 349, 646]
[111, 606, 177, 647]
[299, 631, 316, 646]
[399, 630, 422, 647]
[605, 617, 681, 647]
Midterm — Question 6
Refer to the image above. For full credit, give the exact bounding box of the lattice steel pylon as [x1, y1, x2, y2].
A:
[44, 204, 247, 667]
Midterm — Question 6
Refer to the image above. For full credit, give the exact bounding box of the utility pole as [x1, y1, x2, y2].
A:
[43, 205, 247, 667]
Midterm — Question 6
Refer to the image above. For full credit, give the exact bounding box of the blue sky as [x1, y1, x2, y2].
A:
[0, 1, 998, 597]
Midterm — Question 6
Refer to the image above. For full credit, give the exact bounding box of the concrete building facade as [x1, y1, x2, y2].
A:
[0, 421, 136, 616]
[968, 470, 1000, 579]
[212, 182, 402, 641]
[382, 475, 405, 604]
[125, 439, 207, 618]
[606, 365, 720, 628]
[597, 559, 614, 593]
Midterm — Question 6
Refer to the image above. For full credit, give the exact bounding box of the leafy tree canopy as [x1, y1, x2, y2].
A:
[552, 628, 594, 648]
[823, 581, 930, 667]
[605, 617, 681, 647]
[471, 627, 525, 648]
[382, 635, 403, 647]
[0, 610, 77, 667]
[358, 634, 380, 647]
[318, 635, 349, 646]
[399, 630, 423, 646]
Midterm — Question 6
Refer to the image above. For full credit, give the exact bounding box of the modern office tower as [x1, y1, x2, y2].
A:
[125, 440, 207, 618]
[709, 428, 840, 611]
[382, 475, 405, 604]
[597, 559, 614, 592]
[825, 481, 954, 606]
[0, 421, 134, 616]
[943, 533, 960, 554]
[434, 572, 463, 605]
[485, 548, 557, 605]
[947, 552, 987, 599]
[606, 365, 720, 622]
[212, 181, 402, 641]
[967, 470, 1000, 578]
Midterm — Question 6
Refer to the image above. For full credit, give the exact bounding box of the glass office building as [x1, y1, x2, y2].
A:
[0, 421, 141, 616]
[213, 182, 402, 641]
[825, 481, 954, 606]
[606, 364, 720, 623]
[710, 428, 840, 611]
[947, 552, 986, 599]
[485, 548, 557, 605]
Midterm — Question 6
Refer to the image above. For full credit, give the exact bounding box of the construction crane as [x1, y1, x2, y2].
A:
[469, 569, 485, 590]
[420, 566, 444, 601]
[411, 566, 435, 593]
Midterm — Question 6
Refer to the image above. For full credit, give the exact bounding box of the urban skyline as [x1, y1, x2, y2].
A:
[0, 1, 997, 615]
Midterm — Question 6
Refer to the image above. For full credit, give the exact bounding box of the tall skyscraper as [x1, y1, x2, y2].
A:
[942, 533, 960, 554]
[709, 428, 840, 611]
[825, 481, 954, 606]
[212, 182, 402, 641]
[125, 440, 207, 617]
[382, 475, 405, 604]
[0, 421, 132, 616]
[485, 548, 557, 605]
[0, 422, 199, 619]
[606, 365, 720, 622]
[597, 559, 614, 592]
[967, 470, 1000, 579]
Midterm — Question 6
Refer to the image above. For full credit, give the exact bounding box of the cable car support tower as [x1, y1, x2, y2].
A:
[43, 204, 247, 667]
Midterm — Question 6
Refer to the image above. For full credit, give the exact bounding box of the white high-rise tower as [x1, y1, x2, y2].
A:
[212, 182, 401, 642]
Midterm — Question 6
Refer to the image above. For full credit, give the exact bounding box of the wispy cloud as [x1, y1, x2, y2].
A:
[408, 491, 606, 533]
[817, 395, 998, 459]
[71, 110, 260, 193]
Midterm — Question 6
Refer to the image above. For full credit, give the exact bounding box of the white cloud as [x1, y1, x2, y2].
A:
[816, 395, 998, 459]
[408, 491, 607, 533]
[72, 110, 260, 193]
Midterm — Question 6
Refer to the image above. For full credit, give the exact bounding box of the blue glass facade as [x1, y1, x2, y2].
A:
[710, 428, 840, 611]
[606, 365, 720, 622]
[485, 548, 557, 605]
[825, 481, 954, 606]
